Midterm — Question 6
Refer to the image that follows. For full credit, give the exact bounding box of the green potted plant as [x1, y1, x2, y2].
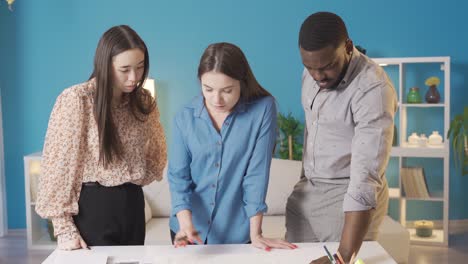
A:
[277, 112, 303, 161]
[447, 106, 468, 176]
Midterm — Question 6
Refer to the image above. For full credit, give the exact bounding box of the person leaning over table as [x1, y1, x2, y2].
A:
[35, 25, 167, 250]
[285, 12, 397, 264]
[168, 42, 297, 251]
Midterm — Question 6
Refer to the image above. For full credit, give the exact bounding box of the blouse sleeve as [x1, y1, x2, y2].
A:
[140, 104, 167, 185]
[35, 88, 86, 241]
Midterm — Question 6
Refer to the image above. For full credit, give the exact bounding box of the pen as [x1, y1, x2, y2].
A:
[323, 245, 336, 264]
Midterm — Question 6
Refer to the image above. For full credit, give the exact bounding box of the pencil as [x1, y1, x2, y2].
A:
[323, 245, 336, 264]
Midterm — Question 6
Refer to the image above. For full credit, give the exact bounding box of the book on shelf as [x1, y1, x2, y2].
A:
[401, 167, 430, 198]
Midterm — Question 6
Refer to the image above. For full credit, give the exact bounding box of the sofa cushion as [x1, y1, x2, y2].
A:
[262, 215, 287, 239]
[265, 158, 302, 215]
[144, 197, 152, 223]
[143, 166, 172, 217]
[145, 217, 172, 245]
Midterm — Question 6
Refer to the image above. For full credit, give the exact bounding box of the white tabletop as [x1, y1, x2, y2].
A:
[42, 241, 396, 264]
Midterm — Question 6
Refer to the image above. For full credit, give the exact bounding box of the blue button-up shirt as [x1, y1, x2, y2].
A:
[168, 94, 277, 244]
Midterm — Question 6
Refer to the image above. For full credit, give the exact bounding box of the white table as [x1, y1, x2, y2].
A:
[42, 241, 396, 264]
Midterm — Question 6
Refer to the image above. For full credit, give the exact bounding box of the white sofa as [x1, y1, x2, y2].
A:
[143, 158, 409, 263]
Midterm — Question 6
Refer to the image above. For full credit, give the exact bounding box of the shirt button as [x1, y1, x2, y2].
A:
[215, 163, 220, 167]
[225, 122, 230, 126]
[217, 141, 222, 145]
[210, 202, 215, 206]
[211, 184, 216, 188]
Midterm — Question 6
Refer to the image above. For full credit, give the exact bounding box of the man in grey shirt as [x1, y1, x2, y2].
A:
[285, 12, 397, 263]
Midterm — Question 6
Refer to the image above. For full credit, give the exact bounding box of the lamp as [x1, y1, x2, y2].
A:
[29, 160, 41, 175]
[143, 78, 156, 98]
[5, 0, 15, 11]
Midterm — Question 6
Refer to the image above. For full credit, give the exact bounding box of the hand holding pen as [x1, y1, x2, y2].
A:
[309, 245, 358, 264]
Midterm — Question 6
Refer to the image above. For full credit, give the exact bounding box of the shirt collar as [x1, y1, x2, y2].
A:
[336, 46, 366, 90]
[189, 94, 247, 118]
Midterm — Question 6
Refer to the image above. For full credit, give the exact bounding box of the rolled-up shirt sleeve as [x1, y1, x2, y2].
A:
[168, 116, 193, 215]
[35, 89, 85, 240]
[344, 81, 396, 212]
[242, 98, 278, 218]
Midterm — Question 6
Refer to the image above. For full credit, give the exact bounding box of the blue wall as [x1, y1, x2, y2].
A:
[0, 0, 467, 228]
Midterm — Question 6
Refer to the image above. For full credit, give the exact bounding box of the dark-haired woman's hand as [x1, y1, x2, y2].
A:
[57, 232, 89, 251]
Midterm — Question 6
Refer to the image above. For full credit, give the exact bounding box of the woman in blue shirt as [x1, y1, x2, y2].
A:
[168, 42, 296, 251]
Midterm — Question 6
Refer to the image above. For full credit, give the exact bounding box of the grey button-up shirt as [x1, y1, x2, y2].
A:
[302, 47, 397, 212]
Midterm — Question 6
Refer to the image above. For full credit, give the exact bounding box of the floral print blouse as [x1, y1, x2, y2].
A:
[35, 79, 167, 243]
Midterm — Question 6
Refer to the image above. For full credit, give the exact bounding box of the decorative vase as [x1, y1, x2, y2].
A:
[425, 85, 441, 103]
[415, 220, 434, 237]
[408, 132, 419, 146]
[428, 131, 443, 146]
[407, 87, 422, 103]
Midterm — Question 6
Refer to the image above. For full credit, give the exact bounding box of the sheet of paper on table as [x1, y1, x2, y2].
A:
[148, 251, 317, 264]
[108, 257, 153, 264]
[53, 249, 108, 264]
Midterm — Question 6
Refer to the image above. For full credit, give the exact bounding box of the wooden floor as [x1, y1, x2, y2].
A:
[0, 230, 51, 264]
[408, 232, 468, 263]
[1, 230, 468, 263]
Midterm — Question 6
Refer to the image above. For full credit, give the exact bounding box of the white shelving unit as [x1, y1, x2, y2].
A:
[24, 152, 57, 250]
[372, 57, 450, 246]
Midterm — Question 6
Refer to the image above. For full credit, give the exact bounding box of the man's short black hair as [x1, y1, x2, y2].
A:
[299, 12, 349, 51]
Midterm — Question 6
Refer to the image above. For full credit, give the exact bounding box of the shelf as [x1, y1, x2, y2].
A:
[407, 228, 444, 245]
[389, 188, 444, 201]
[403, 196, 444, 202]
[372, 56, 449, 65]
[376, 56, 450, 246]
[390, 145, 447, 158]
[401, 103, 445, 108]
